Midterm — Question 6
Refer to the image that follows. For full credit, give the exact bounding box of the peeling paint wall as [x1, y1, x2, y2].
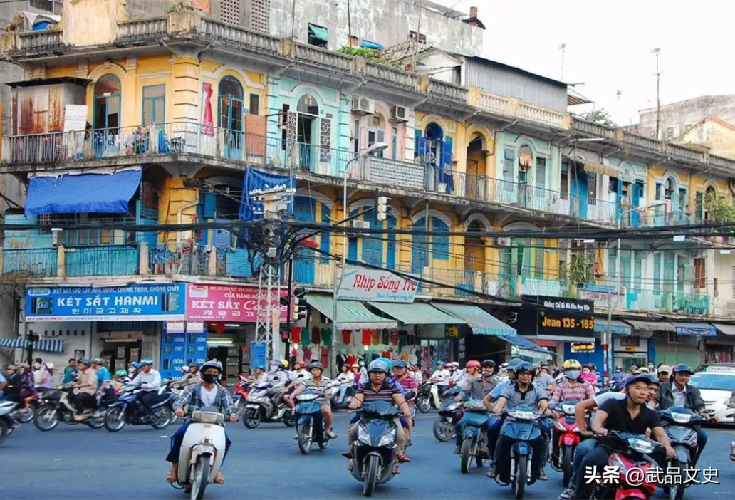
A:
[269, 0, 483, 56]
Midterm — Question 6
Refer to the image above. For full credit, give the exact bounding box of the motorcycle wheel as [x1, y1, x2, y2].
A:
[433, 417, 451, 442]
[283, 409, 295, 427]
[104, 406, 126, 432]
[0, 419, 10, 444]
[243, 408, 260, 429]
[33, 404, 58, 432]
[151, 405, 173, 429]
[669, 459, 686, 500]
[417, 396, 431, 413]
[297, 423, 312, 455]
[562, 446, 573, 488]
[476, 437, 484, 467]
[460, 438, 473, 474]
[363, 454, 380, 497]
[16, 402, 35, 424]
[86, 408, 106, 429]
[190, 454, 210, 500]
[513, 454, 528, 500]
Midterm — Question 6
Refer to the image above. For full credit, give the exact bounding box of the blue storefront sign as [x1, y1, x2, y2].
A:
[675, 323, 716, 337]
[160, 322, 207, 380]
[26, 283, 186, 322]
[251, 341, 267, 370]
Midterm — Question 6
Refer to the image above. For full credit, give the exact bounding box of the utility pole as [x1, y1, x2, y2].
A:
[651, 48, 661, 139]
[347, 0, 352, 45]
[559, 43, 566, 81]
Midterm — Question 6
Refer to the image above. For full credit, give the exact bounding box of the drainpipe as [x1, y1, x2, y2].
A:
[176, 200, 199, 247]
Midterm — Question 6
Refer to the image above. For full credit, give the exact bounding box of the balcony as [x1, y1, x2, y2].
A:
[117, 17, 168, 43]
[472, 89, 570, 130]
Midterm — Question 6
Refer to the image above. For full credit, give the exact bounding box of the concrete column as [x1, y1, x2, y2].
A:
[139, 242, 149, 275]
[207, 246, 218, 276]
[57, 246, 66, 278]
[171, 56, 201, 124]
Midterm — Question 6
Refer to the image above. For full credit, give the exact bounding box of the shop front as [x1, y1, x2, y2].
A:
[25, 283, 184, 371]
[707, 324, 735, 363]
[656, 323, 714, 367]
[612, 335, 650, 372]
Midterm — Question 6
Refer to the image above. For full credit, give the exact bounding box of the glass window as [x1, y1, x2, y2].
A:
[353, 119, 360, 154]
[391, 127, 398, 160]
[588, 172, 597, 200]
[93, 74, 122, 130]
[249, 94, 260, 115]
[560, 162, 569, 200]
[142, 85, 165, 126]
[535, 157, 546, 189]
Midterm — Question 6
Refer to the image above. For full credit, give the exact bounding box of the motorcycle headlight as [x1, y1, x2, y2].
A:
[378, 428, 397, 447]
[629, 438, 655, 454]
[357, 424, 371, 445]
[556, 420, 567, 431]
[671, 412, 691, 424]
[572, 426, 580, 433]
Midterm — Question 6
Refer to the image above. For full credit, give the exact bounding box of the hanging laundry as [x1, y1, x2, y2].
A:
[391, 330, 399, 346]
[381, 328, 390, 345]
[320, 347, 329, 368]
[321, 327, 332, 347]
[311, 326, 321, 344]
[302, 327, 311, 346]
[372, 329, 381, 345]
[342, 330, 352, 345]
[346, 353, 357, 367]
[362, 329, 372, 346]
[381, 349, 392, 359]
[303, 347, 312, 363]
[290, 326, 302, 344]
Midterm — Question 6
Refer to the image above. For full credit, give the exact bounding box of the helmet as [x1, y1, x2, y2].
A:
[657, 364, 672, 374]
[132, 362, 142, 370]
[562, 360, 582, 370]
[645, 373, 661, 386]
[309, 361, 324, 371]
[625, 374, 655, 387]
[293, 359, 305, 368]
[181, 366, 190, 373]
[482, 360, 496, 368]
[638, 367, 650, 373]
[377, 357, 393, 371]
[92, 358, 104, 365]
[506, 358, 523, 372]
[282, 359, 289, 369]
[269, 360, 285, 370]
[465, 360, 481, 369]
[368, 360, 389, 374]
[437, 360, 446, 367]
[515, 362, 536, 376]
[188, 362, 199, 369]
[78, 358, 90, 366]
[115, 369, 127, 378]
[672, 364, 693, 376]
[45, 362, 54, 370]
[201, 360, 223, 373]
[393, 360, 408, 370]
[140, 359, 153, 366]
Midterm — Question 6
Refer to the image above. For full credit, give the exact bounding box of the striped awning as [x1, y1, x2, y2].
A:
[304, 294, 397, 330]
[431, 303, 516, 337]
[368, 302, 459, 325]
[34, 338, 64, 353]
[0, 338, 28, 349]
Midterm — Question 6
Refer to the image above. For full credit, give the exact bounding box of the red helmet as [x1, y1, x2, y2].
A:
[466, 360, 481, 369]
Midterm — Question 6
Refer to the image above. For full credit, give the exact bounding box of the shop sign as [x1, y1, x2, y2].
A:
[571, 342, 595, 353]
[578, 289, 618, 308]
[337, 266, 417, 303]
[98, 331, 143, 341]
[518, 295, 595, 338]
[445, 325, 459, 338]
[26, 283, 186, 322]
[676, 324, 716, 337]
[251, 341, 267, 370]
[186, 284, 288, 322]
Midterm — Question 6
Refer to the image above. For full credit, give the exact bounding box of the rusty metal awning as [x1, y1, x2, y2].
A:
[583, 162, 619, 177]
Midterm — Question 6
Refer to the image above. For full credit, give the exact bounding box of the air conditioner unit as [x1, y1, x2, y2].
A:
[390, 105, 408, 122]
[350, 220, 371, 229]
[351, 97, 375, 115]
[496, 237, 510, 246]
[51, 228, 65, 247]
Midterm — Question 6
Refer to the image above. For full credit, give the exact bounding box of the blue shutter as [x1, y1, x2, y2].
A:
[442, 136, 453, 169]
[411, 217, 426, 276]
[387, 215, 396, 270]
[415, 129, 426, 158]
[202, 192, 217, 218]
[348, 208, 358, 261]
[431, 216, 449, 261]
[320, 205, 331, 263]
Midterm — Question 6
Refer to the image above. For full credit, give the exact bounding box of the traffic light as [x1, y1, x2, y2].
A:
[293, 297, 308, 322]
[376, 196, 389, 221]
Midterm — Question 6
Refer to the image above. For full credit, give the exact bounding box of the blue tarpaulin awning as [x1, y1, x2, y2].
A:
[0, 338, 27, 349]
[594, 320, 632, 336]
[498, 335, 548, 353]
[360, 40, 384, 50]
[675, 323, 716, 336]
[26, 168, 142, 215]
[0, 337, 63, 352]
[431, 303, 516, 337]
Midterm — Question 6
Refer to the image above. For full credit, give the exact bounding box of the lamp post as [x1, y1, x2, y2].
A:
[330, 142, 388, 375]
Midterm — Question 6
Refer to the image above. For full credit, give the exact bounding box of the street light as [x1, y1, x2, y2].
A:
[604, 200, 666, 379]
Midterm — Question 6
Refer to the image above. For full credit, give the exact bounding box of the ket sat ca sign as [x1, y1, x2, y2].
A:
[337, 266, 417, 303]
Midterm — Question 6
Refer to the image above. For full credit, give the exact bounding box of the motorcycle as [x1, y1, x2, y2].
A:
[550, 402, 585, 487]
[495, 406, 547, 500]
[458, 399, 490, 473]
[295, 390, 330, 454]
[348, 401, 401, 497]
[0, 400, 15, 445]
[229, 376, 253, 420]
[103, 384, 175, 432]
[594, 431, 662, 500]
[404, 390, 417, 425]
[242, 382, 294, 429]
[659, 407, 704, 500]
[34, 387, 109, 431]
[174, 408, 227, 500]
[330, 382, 356, 410]
[8, 392, 38, 424]
[417, 383, 456, 413]
[433, 398, 463, 442]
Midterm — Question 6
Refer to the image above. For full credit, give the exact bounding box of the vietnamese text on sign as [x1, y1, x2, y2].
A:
[337, 267, 417, 303]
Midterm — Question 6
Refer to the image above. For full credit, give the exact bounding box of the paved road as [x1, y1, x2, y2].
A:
[1, 412, 734, 499]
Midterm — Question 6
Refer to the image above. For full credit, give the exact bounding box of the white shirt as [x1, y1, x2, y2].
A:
[336, 372, 355, 384]
[200, 385, 217, 407]
[131, 369, 162, 391]
[431, 369, 451, 384]
[594, 391, 626, 406]
[289, 369, 312, 383]
[451, 369, 465, 383]
[672, 385, 687, 408]
[411, 371, 423, 385]
[266, 370, 290, 387]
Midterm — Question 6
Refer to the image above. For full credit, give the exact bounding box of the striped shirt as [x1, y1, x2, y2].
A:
[357, 381, 401, 403]
[549, 380, 595, 405]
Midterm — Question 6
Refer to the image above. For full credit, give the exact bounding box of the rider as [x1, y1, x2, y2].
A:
[71, 359, 98, 420]
[480, 360, 500, 390]
[491, 361, 551, 483]
[112, 370, 128, 392]
[289, 362, 336, 439]
[166, 360, 237, 484]
[265, 360, 291, 408]
[285, 360, 311, 392]
[655, 363, 707, 464]
[129, 359, 162, 413]
[611, 366, 627, 388]
[344, 359, 412, 466]
[392, 360, 417, 442]
[452, 360, 486, 454]
[580, 363, 598, 386]
[429, 360, 451, 397]
[573, 373, 676, 500]
[332, 363, 356, 406]
[534, 364, 556, 395]
[657, 364, 671, 384]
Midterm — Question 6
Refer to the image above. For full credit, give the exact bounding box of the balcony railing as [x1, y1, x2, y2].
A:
[428, 79, 469, 102]
[117, 17, 168, 41]
[473, 89, 569, 129]
[14, 29, 65, 54]
[196, 17, 280, 55]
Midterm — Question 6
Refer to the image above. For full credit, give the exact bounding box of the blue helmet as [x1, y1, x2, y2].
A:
[132, 362, 142, 370]
[625, 373, 656, 387]
[393, 360, 408, 370]
[309, 361, 324, 371]
[140, 359, 153, 366]
[368, 360, 389, 374]
[78, 358, 90, 366]
[377, 357, 393, 371]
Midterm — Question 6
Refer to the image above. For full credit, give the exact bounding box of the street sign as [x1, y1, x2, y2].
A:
[337, 266, 417, 303]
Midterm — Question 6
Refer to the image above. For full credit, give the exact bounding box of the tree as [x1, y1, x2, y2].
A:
[582, 108, 617, 127]
[705, 193, 735, 223]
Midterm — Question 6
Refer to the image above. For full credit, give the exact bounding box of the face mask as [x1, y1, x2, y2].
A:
[33, 363, 41, 369]
[565, 370, 581, 380]
[201, 373, 219, 384]
[128, 368, 135, 373]
[582, 370, 590, 374]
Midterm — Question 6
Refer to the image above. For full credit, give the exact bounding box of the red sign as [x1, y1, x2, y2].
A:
[186, 284, 289, 322]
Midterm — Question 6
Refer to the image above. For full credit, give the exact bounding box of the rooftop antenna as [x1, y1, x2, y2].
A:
[651, 48, 661, 139]
[559, 43, 566, 81]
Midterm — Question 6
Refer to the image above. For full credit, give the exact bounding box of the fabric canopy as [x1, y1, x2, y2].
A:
[431, 303, 516, 337]
[713, 323, 735, 336]
[625, 320, 675, 332]
[26, 168, 142, 215]
[304, 294, 397, 330]
[0, 337, 27, 349]
[594, 320, 632, 336]
[498, 335, 548, 353]
[308, 24, 329, 43]
[583, 162, 618, 177]
[675, 323, 716, 337]
[360, 40, 384, 50]
[368, 302, 458, 325]
[34, 338, 64, 353]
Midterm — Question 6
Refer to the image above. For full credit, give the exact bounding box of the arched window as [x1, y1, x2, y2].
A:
[93, 74, 121, 131]
[218, 76, 244, 131]
[367, 113, 386, 157]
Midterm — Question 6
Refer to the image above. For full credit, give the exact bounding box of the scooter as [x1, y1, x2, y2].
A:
[295, 390, 330, 454]
[103, 384, 175, 432]
[174, 408, 227, 500]
[8, 393, 37, 424]
[458, 399, 490, 473]
[34, 387, 107, 431]
[242, 382, 294, 429]
[348, 401, 401, 497]
[495, 406, 547, 500]
[550, 402, 585, 487]
[659, 407, 704, 500]
[594, 431, 662, 500]
[433, 397, 463, 442]
[229, 376, 252, 420]
[0, 400, 15, 445]
[330, 382, 356, 410]
[417, 383, 455, 413]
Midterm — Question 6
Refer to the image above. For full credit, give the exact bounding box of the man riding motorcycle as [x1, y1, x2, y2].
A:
[264, 360, 291, 408]
[129, 359, 162, 413]
[392, 360, 417, 442]
[344, 359, 412, 469]
[482, 358, 522, 474]
[572, 373, 676, 500]
[490, 361, 551, 483]
[289, 362, 336, 439]
[166, 360, 237, 484]
[172, 363, 202, 389]
[70, 359, 98, 420]
[480, 360, 500, 390]
[452, 360, 488, 454]
[655, 363, 707, 464]
[429, 361, 451, 397]
[332, 363, 356, 406]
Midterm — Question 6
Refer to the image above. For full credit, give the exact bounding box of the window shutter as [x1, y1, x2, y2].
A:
[415, 129, 425, 158]
[431, 216, 449, 260]
[320, 206, 331, 263]
[442, 136, 454, 169]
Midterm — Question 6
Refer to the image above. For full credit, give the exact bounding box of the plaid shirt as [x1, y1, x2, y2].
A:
[173, 383, 235, 417]
[549, 380, 595, 405]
